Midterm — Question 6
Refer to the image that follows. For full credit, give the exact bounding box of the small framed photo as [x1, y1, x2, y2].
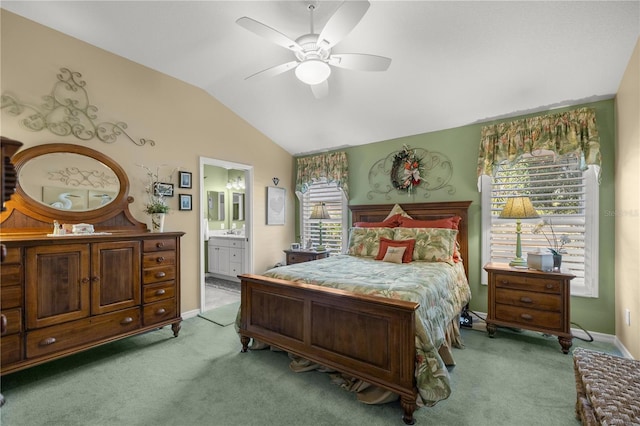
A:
[153, 182, 174, 197]
[179, 171, 192, 189]
[290, 243, 300, 251]
[179, 194, 192, 211]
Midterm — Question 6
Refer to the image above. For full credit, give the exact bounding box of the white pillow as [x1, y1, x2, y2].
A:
[382, 246, 406, 264]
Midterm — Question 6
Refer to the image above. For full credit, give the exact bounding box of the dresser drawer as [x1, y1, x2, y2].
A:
[0, 263, 22, 286]
[143, 265, 176, 284]
[228, 239, 244, 249]
[494, 273, 562, 294]
[143, 299, 176, 326]
[495, 304, 563, 330]
[1, 333, 22, 366]
[143, 250, 176, 268]
[495, 288, 562, 312]
[1, 285, 22, 309]
[26, 308, 141, 358]
[143, 281, 176, 304]
[2, 247, 21, 264]
[1, 308, 22, 335]
[143, 238, 176, 253]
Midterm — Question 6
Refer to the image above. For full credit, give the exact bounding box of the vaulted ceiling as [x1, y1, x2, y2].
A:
[3, 1, 639, 156]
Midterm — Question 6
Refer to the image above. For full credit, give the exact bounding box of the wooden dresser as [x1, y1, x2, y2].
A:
[0, 142, 184, 375]
[484, 262, 575, 353]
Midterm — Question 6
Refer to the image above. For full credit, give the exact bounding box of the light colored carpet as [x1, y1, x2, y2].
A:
[198, 301, 240, 326]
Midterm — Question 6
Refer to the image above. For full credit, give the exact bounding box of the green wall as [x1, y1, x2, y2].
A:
[322, 99, 616, 334]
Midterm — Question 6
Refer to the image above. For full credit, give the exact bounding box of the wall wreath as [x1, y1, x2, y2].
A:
[391, 145, 423, 193]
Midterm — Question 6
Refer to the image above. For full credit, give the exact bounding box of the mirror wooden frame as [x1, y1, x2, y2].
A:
[0, 143, 146, 234]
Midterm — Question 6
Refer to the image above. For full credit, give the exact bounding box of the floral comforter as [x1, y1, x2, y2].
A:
[261, 254, 471, 406]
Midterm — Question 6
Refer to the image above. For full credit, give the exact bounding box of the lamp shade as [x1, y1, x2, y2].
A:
[309, 203, 331, 220]
[295, 59, 331, 85]
[499, 197, 539, 219]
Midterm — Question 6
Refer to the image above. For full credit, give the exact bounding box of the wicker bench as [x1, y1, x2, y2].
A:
[573, 347, 640, 425]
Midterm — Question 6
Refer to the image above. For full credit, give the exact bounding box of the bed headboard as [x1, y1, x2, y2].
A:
[349, 201, 472, 279]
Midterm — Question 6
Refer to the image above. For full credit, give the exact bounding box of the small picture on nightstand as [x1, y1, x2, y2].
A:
[290, 243, 300, 251]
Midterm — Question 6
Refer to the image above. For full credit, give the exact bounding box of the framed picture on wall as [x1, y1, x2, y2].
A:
[266, 186, 285, 225]
[179, 171, 192, 189]
[153, 182, 174, 197]
[179, 194, 192, 211]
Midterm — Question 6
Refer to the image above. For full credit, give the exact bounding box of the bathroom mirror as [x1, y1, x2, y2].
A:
[2, 143, 134, 226]
[207, 191, 225, 221]
[232, 192, 244, 221]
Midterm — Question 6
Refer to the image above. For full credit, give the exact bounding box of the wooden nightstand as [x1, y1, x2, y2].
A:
[484, 262, 575, 354]
[284, 250, 329, 265]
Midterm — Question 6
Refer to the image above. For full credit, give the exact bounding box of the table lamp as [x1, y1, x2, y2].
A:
[309, 202, 331, 251]
[499, 196, 539, 267]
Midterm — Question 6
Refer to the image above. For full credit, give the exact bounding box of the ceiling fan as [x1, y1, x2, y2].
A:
[236, 0, 391, 98]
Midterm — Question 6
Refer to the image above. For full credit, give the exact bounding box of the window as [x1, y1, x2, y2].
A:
[299, 179, 347, 254]
[481, 152, 599, 297]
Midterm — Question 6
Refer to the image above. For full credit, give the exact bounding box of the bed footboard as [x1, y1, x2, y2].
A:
[238, 273, 420, 425]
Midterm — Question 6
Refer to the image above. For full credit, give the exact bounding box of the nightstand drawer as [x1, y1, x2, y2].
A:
[495, 304, 563, 330]
[495, 288, 562, 312]
[494, 273, 562, 294]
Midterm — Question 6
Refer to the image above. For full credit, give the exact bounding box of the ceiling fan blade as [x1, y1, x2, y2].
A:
[317, 1, 370, 49]
[329, 53, 391, 71]
[245, 61, 299, 80]
[310, 80, 329, 99]
[236, 17, 303, 53]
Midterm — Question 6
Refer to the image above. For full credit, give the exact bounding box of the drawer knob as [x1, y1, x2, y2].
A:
[91, 276, 100, 282]
[156, 256, 165, 263]
[520, 297, 533, 304]
[40, 337, 57, 346]
[120, 317, 133, 325]
[1, 314, 6, 334]
[81, 277, 90, 284]
[155, 289, 166, 296]
[156, 242, 165, 248]
[155, 271, 166, 278]
[156, 308, 167, 315]
[520, 314, 533, 321]
[500, 280, 509, 285]
[546, 284, 555, 289]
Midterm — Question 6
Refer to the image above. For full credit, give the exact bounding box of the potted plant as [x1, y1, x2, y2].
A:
[138, 164, 175, 232]
[532, 219, 571, 271]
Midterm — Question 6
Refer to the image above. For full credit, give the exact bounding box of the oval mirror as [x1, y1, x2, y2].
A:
[9, 143, 130, 223]
[19, 152, 120, 211]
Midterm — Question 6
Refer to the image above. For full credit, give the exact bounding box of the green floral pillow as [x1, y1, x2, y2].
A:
[393, 227, 458, 264]
[347, 228, 395, 257]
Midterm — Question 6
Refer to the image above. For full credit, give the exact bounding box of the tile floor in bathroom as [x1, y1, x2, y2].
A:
[204, 274, 240, 311]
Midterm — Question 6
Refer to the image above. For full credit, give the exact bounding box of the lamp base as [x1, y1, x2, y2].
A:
[315, 245, 326, 252]
[509, 257, 528, 267]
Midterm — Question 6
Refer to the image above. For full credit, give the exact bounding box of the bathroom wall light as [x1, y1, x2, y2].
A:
[226, 177, 245, 190]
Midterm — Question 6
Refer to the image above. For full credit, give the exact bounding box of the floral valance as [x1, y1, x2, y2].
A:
[296, 151, 349, 198]
[477, 107, 601, 179]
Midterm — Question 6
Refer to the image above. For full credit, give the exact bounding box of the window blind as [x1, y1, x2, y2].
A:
[301, 181, 344, 253]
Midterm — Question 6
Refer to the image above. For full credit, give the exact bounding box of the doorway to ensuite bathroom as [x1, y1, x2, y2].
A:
[199, 157, 253, 312]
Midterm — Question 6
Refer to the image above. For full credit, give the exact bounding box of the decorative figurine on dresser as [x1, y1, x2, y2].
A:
[0, 142, 184, 377]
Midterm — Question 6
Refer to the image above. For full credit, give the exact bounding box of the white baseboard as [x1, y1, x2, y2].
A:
[465, 310, 633, 357]
[181, 309, 200, 320]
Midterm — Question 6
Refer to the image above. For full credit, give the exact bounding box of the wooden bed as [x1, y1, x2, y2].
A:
[238, 201, 471, 424]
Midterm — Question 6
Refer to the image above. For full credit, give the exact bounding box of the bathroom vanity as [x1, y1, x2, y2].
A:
[208, 235, 245, 281]
[0, 143, 184, 375]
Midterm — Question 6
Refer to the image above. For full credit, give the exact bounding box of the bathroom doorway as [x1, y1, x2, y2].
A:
[199, 156, 253, 313]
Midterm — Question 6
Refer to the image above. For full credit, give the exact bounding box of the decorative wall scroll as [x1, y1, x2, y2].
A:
[1, 68, 154, 146]
[367, 147, 456, 200]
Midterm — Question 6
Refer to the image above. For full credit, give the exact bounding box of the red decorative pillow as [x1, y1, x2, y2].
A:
[354, 213, 402, 228]
[375, 237, 415, 263]
[398, 216, 461, 229]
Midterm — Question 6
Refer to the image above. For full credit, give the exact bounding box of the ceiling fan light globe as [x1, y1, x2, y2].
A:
[295, 59, 331, 85]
